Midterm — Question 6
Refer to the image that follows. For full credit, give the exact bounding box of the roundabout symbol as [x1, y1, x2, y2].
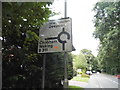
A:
[45, 27, 70, 51]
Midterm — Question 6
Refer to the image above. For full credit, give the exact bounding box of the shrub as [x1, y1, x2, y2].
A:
[81, 73, 90, 78]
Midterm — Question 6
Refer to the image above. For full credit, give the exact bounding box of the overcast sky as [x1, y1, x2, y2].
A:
[49, 0, 100, 56]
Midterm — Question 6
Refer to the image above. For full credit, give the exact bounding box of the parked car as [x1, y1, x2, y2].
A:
[92, 70, 96, 73]
[86, 71, 92, 75]
[96, 70, 101, 73]
[116, 75, 120, 79]
[97, 72, 100, 74]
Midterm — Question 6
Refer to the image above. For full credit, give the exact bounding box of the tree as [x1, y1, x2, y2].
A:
[2, 2, 74, 88]
[93, 2, 120, 75]
[81, 49, 94, 64]
[72, 52, 88, 73]
[81, 49, 98, 71]
[45, 52, 73, 88]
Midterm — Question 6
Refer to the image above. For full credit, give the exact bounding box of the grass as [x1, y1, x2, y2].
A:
[71, 76, 89, 82]
[69, 85, 84, 90]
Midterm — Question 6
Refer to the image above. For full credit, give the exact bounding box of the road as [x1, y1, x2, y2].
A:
[85, 73, 119, 89]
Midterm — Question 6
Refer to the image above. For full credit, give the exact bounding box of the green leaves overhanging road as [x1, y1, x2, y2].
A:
[93, 2, 120, 75]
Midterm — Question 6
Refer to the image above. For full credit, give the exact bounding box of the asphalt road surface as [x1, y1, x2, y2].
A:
[85, 73, 119, 90]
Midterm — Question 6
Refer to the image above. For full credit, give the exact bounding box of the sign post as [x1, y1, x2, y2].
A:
[63, 52, 68, 88]
[38, 17, 72, 89]
[41, 54, 46, 89]
[63, 0, 68, 88]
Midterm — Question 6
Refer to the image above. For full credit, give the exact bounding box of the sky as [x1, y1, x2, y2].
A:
[49, 0, 100, 56]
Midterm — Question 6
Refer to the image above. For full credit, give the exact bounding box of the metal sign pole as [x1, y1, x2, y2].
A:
[0, 2, 2, 90]
[63, 0, 68, 88]
[63, 52, 68, 88]
[64, 0, 67, 18]
[42, 54, 46, 89]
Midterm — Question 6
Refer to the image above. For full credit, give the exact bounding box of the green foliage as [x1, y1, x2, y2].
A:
[81, 74, 90, 78]
[45, 53, 73, 88]
[93, 2, 120, 74]
[81, 49, 95, 64]
[73, 52, 88, 70]
[81, 49, 98, 71]
[69, 86, 83, 89]
[72, 49, 98, 75]
[26, 30, 39, 41]
[2, 2, 74, 89]
[67, 53, 74, 80]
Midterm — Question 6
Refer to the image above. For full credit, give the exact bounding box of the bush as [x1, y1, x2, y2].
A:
[81, 73, 90, 78]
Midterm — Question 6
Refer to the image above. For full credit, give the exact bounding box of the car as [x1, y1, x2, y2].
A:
[97, 72, 100, 74]
[92, 70, 96, 73]
[86, 71, 92, 75]
[96, 70, 101, 73]
[116, 75, 120, 79]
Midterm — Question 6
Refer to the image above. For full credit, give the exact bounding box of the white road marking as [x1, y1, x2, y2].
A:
[94, 74, 103, 88]
[104, 77, 120, 85]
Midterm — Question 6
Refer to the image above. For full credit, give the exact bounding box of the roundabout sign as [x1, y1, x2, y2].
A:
[38, 18, 72, 53]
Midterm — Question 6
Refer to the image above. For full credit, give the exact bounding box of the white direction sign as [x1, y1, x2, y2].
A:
[38, 18, 72, 53]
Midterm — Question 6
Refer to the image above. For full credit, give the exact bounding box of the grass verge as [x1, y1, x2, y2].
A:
[71, 76, 89, 82]
[69, 85, 83, 90]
